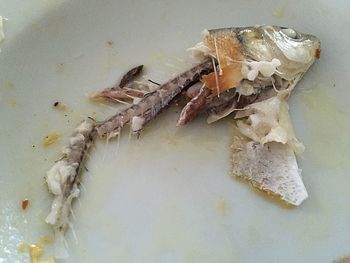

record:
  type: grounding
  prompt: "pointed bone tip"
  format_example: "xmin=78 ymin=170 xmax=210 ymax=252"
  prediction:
xmin=176 ymin=118 xmax=187 ymax=126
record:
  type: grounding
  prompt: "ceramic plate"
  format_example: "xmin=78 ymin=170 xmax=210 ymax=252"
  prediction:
xmin=1 ymin=0 xmax=350 ymax=262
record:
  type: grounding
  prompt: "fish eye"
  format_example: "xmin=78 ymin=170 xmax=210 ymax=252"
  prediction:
xmin=281 ymin=28 xmax=298 ymax=39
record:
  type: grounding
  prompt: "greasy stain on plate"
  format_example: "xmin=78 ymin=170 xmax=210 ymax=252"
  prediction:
xmin=2 ymin=81 xmax=15 ymax=89
xmin=216 ymin=198 xmax=227 ymax=215
xmin=272 ymin=4 xmax=285 ymax=18
xmin=43 ymin=133 xmax=60 ymax=146
xmin=18 ymin=242 xmax=56 ymax=263
xmin=300 ymin=86 xmax=350 ymax=168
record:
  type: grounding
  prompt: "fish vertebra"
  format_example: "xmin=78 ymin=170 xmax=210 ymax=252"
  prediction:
xmin=95 ymin=59 xmax=214 ymax=137
xmin=46 ymin=121 xmax=95 ymax=232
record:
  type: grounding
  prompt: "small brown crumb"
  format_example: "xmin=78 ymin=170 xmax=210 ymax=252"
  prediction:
xmin=22 ymin=199 xmax=29 ymax=210
xmin=52 ymin=101 xmax=66 ymax=111
xmin=106 ymin=41 xmax=114 ymax=47
xmin=315 ymin=48 xmax=321 ymax=59
xmin=32 ymin=145 xmax=35 ymax=148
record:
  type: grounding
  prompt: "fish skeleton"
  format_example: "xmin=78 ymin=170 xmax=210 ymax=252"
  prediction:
xmin=45 ymin=25 xmax=320 ymax=239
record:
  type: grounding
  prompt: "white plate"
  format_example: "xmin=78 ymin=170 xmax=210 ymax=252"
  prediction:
xmin=1 ymin=0 xmax=350 ymax=262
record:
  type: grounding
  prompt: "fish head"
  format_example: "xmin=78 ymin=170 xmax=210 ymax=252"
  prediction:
xmin=202 ymin=25 xmax=320 ymax=81
xmin=236 ymin=25 xmax=320 ymax=62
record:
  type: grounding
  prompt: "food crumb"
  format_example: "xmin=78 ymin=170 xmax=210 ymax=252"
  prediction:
xmin=22 ymin=199 xmax=30 ymax=210
xmin=106 ymin=40 xmax=114 ymax=47
xmin=43 ymin=133 xmax=60 ymax=146
xmin=52 ymin=101 xmax=67 ymax=111
xmin=56 ymin=63 xmax=64 ymax=73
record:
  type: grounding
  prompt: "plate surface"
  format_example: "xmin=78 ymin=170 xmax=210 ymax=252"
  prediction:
xmin=1 ymin=0 xmax=350 ymax=262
